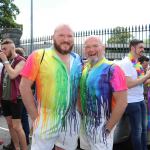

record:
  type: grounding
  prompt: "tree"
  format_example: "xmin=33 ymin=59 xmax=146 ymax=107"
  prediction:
xmin=107 ymin=26 xmax=133 ymax=44
xmin=144 ymin=39 xmax=150 ymax=44
xmin=0 ymin=0 xmax=22 ymax=29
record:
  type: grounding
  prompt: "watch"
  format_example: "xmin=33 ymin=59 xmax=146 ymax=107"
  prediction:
xmin=3 ymin=60 xmax=9 ymax=64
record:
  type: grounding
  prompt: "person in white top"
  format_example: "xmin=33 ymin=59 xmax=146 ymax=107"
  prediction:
xmin=0 ymin=44 xmax=3 ymax=115
xmin=120 ymin=39 xmax=150 ymax=150
xmin=0 ymin=62 xmax=3 ymax=115
xmin=0 ymin=62 xmax=3 ymax=73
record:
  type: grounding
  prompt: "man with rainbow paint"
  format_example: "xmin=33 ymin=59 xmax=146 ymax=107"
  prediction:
xmin=120 ymin=39 xmax=150 ymax=150
xmin=19 ymin=24 xmax=82 ymax=150
xmin=79 ymin=36 xmax=128 ymax=150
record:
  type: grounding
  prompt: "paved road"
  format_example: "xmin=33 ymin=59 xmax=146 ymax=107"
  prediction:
xmin=0 ymin=115 xmax=31 ymax=150
xmin=0 ymin=115 xmax=10 ymax=150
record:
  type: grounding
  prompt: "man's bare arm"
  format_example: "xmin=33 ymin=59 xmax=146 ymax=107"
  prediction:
xmin=106 ymin=90 xmax=127 ymax=132
xmin=126 ymin=70 xmax=150 ymax=88
xmin=19 ymin=77 xmax=38 ymax=121
xmin=4 ymin=60 xmax=25 ymax=79
xmin=145 ymin=78 xmax=150 ymax=84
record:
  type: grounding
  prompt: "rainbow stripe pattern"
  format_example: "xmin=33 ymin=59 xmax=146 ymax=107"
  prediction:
xmin=21 ymin=48 xmax=82 ymax=138
xmin=80 ymin=58 xmax=127 ymax=141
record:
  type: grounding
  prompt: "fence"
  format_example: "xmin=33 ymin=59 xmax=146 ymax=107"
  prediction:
xmin=20 ymin=24 xmax=150 ymax=60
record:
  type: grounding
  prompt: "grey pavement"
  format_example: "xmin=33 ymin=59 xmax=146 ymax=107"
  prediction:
xmin=0 ymin=115 xmax=31 ymax=150
xmin=0 ymin=115 xmax=11 ymax=150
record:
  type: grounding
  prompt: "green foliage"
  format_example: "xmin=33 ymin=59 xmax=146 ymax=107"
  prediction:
xmin=0 ymin=0 xmax=22 ymax=29
xmin=107 ymin=26 xmax=133 ymax=44
xmin=144 ymin=38 xmax=150 ymax=44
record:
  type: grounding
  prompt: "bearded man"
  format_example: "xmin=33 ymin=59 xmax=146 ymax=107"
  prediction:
xmin=19 ymin=24 xmax=82 ymax=150
xmin=0 ymin=39 xmax=27 ymax=150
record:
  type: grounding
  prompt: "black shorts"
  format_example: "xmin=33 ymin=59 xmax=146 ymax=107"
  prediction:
xmin=1 ymin=99 xmax=23 ymax=119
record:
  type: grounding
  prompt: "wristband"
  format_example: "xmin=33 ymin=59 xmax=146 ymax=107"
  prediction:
xmin=3 ymin=61 xmax=9 ymax=64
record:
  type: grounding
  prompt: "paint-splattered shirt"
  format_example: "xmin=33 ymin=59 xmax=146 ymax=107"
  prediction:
xmin=21 ymin=47 xmax=82 ymax=137
xmin=80 ymin=57 xmax=127 ymax=140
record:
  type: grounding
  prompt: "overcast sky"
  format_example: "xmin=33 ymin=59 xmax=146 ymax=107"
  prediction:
xmin=14 ymin=0 xmax=150 ymax=39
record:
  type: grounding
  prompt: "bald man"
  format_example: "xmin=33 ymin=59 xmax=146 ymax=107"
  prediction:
xmin=79 ymin=36 xmax=128 ymax=150
xmin=19 ymin=24 xmax=82 ymax=150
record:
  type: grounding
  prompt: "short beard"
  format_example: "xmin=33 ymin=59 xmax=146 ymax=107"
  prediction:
xmin=88 ymin=57 xmax=99 ymax=65
xmin=54 ymin=41 xmax=73 ymax=55
xmin=7 ymin=53 xmax=12 ymax=59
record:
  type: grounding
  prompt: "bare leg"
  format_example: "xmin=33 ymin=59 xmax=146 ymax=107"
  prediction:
xmin=12 ymin=119 xmax=27 ymax=150
xmin=5 ymin=116 xmax=20 ymax=150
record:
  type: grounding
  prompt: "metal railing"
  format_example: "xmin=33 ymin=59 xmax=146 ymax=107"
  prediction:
xmin=17 ymin=24 xmax=150 ymax=59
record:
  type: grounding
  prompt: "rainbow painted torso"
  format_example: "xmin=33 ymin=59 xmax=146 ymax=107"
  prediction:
xmin=80 ymin=58 xmax=127 ymax=132
xmin=21 ymin=48 xmax=82 ymax=137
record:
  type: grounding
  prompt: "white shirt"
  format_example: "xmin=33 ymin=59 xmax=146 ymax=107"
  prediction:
xmin=120 ymin=57 xmax=144 ymax=103
xmin=0 ymin=62 xmax=3 ymax=74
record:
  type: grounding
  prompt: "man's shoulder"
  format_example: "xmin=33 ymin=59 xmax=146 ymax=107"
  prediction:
xmin=121 ymin=56 xmax=130 ymax=63
xmin=33 ymin=48 xmax=52 ymax=54
xmin=31 ymin=48 xmax=53 ymax=61
xmin=119 ymin=57 xmax=134 ymax=75
xmin=17 ymin=55 xmax=26 ymax=61
xmin=120 ymin=57 xmax=131 ymax=67
xmin=13 ymin=55 xmax=26 ymax=66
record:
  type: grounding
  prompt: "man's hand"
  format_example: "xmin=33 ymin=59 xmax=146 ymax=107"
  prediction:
xmin=146 ymin=69 xmax=150 ymax=78
xmin=0 ymin=51 xmax=8 ymax=62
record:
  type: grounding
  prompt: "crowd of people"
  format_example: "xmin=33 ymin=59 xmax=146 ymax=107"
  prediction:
xmin=0 ymin=24 xmax=150 ymax=150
